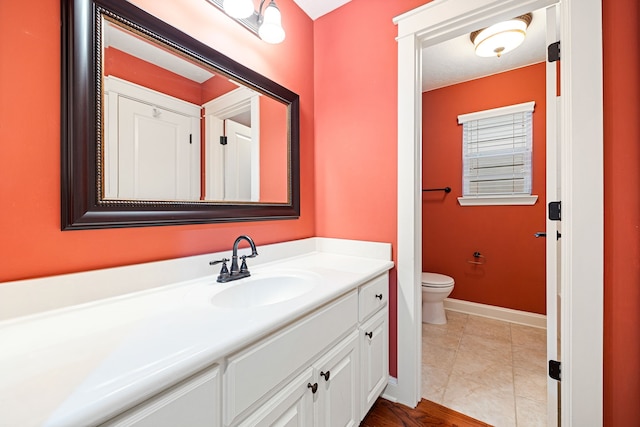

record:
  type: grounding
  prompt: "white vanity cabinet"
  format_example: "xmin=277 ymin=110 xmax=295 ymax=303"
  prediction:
xmin=358 ymin=274 xmax=387 ymax=322
xmin=100 ymin=364 xmax=221 ymax=427
xmin=359 ymin=308 xmax=388 ymax=418
xmin=224 ymin=291 xmax=359 ymax=426
xmin=312 ymin=330 xmax=360 ymax=426
xmin=241 ymin=330 xmax=361 ymax=427
xmin=101 ymin=273 xmax=389 ymax=427
xmin=357 ymin=274 xmax=389 ymax=419
xmin=227 ymin=273 xmax=389 ymax=427
xmin=236 ymin=368 xmax=315 ymax=427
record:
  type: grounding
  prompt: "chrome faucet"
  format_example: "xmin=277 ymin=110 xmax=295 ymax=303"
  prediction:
xmin=210 ymin=235 xmax=258 ymax=283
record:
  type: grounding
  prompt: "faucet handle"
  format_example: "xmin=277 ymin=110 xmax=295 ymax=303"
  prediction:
xmin=210 ymin=258 xmax=230 ymax=282
xmin=239 ymin=256 xmax=249 ymax=274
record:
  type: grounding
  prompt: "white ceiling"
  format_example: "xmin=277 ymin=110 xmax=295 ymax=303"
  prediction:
xmin=292 ymin=0 xmax=351 ymax=20
xmin=421 ymin=8 xmax=547 ymax=92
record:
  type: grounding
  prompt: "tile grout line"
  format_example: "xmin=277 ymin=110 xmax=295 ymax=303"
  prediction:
xmin=509 ymin=322 xmax=520 ymax=426
xmin=441 ymin=312 xmax=468 ymax=403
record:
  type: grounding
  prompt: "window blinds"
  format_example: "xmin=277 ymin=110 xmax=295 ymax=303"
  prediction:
xmin=458 ymin=102 xmax=534 ymax=197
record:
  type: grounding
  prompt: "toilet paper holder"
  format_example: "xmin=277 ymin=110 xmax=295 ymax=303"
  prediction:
xmin=468 ymin=251 xmax=486 ymax=265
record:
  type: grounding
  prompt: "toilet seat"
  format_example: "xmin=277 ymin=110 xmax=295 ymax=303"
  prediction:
xmin=421 ymin=272 xmax=454 ymax=288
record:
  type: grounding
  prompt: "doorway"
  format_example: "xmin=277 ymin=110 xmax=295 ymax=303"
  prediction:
xmin=204 ymin=86 xmax=260 ymax=201
xmin=393 ymin=1 xmax=604 ymax=425
xmin=419 ymin=11 xmax=551 ymax=423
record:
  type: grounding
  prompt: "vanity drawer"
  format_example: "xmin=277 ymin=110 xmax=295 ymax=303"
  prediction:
xmin=101 ymin=364 xmax=221 ymax=427
xmin=358 ymin=274 xmax=388 ymax=322
xmin=223 ymin=290 xmax=358 ymax=425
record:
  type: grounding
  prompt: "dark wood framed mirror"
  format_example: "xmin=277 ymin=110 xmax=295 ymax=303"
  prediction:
xmin=61 ymin=0 xmax=300 ymax=230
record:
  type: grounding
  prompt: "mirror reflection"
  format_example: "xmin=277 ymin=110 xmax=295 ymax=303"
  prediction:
xmin=102 ymin=18 xmax=289 ymax=203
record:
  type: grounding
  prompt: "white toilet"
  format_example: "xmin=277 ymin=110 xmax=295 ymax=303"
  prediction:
xmin=421 ymin=272 xmax=455 ymax=324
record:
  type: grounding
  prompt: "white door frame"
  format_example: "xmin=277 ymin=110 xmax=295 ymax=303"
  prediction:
xmin=204 ymin=87 xmax=260 ymax=201
xmin=392 ymin=1 xmax=603 ymax=425
xmin=544 ymin=5 xmax=561 ymax=425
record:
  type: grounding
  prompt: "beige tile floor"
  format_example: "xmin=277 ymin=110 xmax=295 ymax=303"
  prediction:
xmin=421 ymin=310 xmax=547 ymax=427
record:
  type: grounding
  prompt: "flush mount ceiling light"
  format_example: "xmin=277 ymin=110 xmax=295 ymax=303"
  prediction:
xmin=210 ymin=0 xmax=286 ymax=44
xmin=470 ymin=13 xmax=532 ymax=58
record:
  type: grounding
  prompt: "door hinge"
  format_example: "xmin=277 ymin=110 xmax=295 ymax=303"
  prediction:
xmin=549 ymin=360 xmax=561 ymax=381
xmin=548 ymin=41 xmax=560 ymax=62
xmin=549 ymin=201 xmax=561 ymax=221
xmin=220 ymin=136 xmax=228 ymax=145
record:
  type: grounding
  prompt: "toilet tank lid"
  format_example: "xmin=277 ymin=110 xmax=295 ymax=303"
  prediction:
xmin=421 ymin=272 xmax=454 ymax=286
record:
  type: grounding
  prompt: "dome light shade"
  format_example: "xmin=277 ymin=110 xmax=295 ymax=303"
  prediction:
xmin=223 ymin=0 xmax=254 ymax=19
xmin=471 ymin=14 xmax=532 ymax=58
xmin=258 ymin=0 xmax=285 ymax=44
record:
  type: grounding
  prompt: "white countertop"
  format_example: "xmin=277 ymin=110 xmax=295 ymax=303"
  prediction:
xmin=0 ymin=245 xmax=393 ymax=426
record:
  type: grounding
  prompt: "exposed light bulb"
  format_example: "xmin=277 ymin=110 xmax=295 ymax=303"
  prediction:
xmin=223 ymin=0 xmax=254 ymax=19
xmin=258 ymin=1 xmax=285 ymax=44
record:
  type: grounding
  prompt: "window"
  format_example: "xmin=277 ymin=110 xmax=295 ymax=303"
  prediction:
xmin=457 ymin=101 xmax=537 ymax=206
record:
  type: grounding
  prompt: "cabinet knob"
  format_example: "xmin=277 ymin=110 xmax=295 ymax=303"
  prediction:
xmin=307 ymin=382 xmax=318 ymax=394
xmin=375 ymin=293 xmax=383 ymax=300
xmin=365 ymin=331 xmax=373 ymax=339
xmin=320 ymin=371 xmax=330 ymax=381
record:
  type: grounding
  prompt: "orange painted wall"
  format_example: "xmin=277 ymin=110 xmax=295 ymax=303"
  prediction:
xmin=201 ymin=75 xmax=238 ymax=104
xmin=0 ymin=0 xmax=315 ymax=283
xmin=313 ymin=0 xmax=427 ymax=377
xmin=422 ymin=63 xmax=547 ymax=314
xmin=602 ymin=0 xmax=640 ymax=424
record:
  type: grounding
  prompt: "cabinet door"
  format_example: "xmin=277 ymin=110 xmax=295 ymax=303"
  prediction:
xmin=360 ymin=308 xmax=388 ymax=419
xmin=313 ymin=331 xmax=360 ymax=427
xmin=101 ymin=364 xmax=220 ymax=427
xmin=237 ymin=369 xmax=314 ymax=427
xmin=224 ymin=292 xmax=357 ymax=425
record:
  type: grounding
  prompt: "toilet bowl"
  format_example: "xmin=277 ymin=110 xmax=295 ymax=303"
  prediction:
xmin=421 ymin=272 xmax=455 ymax=324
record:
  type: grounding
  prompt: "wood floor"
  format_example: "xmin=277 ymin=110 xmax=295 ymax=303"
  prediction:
xmin=361 ymin=398 xmax=492 ymax=427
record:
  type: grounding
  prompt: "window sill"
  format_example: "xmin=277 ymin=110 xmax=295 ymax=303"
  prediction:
xmin=457 ymin=195 xmax=538 ymax=206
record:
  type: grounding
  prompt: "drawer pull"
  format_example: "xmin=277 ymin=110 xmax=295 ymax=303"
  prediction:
xmin=308 ymin=382 xmax=318 ymax=394
xmin=320 ymin=371 xmax=330 ymax=381
xmin=365 ymin=331 xmax=373 ymax=339
xmin=375 ymin=293 xmax=383 ymax=300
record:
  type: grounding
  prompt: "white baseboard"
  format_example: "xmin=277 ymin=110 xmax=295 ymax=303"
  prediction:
xmin=444 ymin=298 xmax=546 ymax=329
xmin=380 ymin=376 xmax=398 ymax=402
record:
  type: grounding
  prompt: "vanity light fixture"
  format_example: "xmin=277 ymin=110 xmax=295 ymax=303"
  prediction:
xmin=470 ymin=13 xmax=532 ymax=58
xmin=257 ymin=0 xmax=285 ymax=44
xmin=210 ymin=0 xmax=286 ymax=44
xmin=222 ymin=0 xmax=254 ymax=19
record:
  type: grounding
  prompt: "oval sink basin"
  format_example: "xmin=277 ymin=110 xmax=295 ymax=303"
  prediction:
xmin=211 ymin=272 xmax=320 ymax=309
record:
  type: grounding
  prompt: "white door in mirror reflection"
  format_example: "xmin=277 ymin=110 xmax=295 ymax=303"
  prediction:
xmin=116 ymin=98 xmax=199 ymax=200
xmin=224 ymin=120 xmax=253 ymax=201
xmin=104 ymin=76 xmax=201 ymax=201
